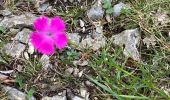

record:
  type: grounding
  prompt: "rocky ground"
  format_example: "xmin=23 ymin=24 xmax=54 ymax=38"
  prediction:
xmin=0 ymin=0 xmax=170 ymax=100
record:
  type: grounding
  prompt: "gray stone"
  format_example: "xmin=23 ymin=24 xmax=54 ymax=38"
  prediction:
xmin=40 ymin=55 xmax=51 ymax=69
xmin=1 ymin=86 xmax=36 ymax=100
xmin=73 ymin=68 xmax=79 ymax=77
xmin=28 ymin=42 xmax=34 ymax=54
xmin=2 ymin=41 xmax=26 ymax=58
xmin=14 ymin=28 xmax=31 ymax=44
xmin=65 ymin=67 xmax=74 ymax=75
xmin=113 ymin=2 xmax=125 ymax=17
xmin=79 ymin=19 xmax=85 ymax=27
xmin=112 ymin=28 xmax=140 ymax=61
xmin=87 ymin=5 xmax=104 ymax=22
xmin=24 ymin=52 xmax=29 ymax=60
xmin=80 ymin=87 xmax=90 ymax=100
xmin=38 ymin=2 xmax=49 ymax=12
xmin=0 ymin=9 xmax=12 ymax=16
xmin=0 ymin=13 xmax=37 ymax=28
xmin=72 ymin=96 xmax=84 ymax=100
xmin=80 ymin=34 xmax=106 ymax=51
xmin=68 ymin=33 xmax=81 ymax=48
xmin=42 ymin=96 xmax=66 ymax=100
xmin=9 ymin=28 xmax=19 ymax=35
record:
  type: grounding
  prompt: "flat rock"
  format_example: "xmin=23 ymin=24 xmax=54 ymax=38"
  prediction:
xmin=112 ymin=28 xmax=140 ymax=61
xmin=14 ymin=28 xmax=32 ymax=44
xmin=80 ymin=34 xmax=106 ymax=51
xmin=87 ymin=4 xmax=104 ymax=22
xmin=1 ymin=86 xmax=36 ymax=100
xmin=2 ymin=41 xmax=26 ymax=58
xmin=0 ymin=9 xmax=12 ymax=16
xmin=0 ymin=13 xmax=37 ymax=28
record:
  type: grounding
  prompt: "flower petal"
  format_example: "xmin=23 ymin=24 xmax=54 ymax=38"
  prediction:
xmin=34 ymin=16 xmax=49 ymax=32
xmin=30 ymin=32 xmax=55 ymax=55
xmin=54 ymin=32 xmax=68 ymax=50
xmin=50 ymin=17 xmax=65 ymax=32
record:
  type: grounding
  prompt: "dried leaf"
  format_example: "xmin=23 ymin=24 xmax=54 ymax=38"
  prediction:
xmin=143 ymin=35 xmax=156 ymax=48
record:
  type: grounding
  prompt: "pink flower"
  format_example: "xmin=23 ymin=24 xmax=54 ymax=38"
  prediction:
xmin=30 ymin=16 xmax=68 ymax=55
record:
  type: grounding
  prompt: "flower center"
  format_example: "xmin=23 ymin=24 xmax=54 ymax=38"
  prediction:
xmin=47 ymin=32 xmax=53 ymax=37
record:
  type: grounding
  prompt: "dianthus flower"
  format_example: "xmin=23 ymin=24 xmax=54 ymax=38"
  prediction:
xmin=30 ymin=16 xmax=67 ymax=55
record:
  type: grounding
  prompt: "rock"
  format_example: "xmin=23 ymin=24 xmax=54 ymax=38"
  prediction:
xmin=77 ymin=0 xmax=81 ymax=3
xmin=106 ymin=14 xmax=112 ymax=23
xmin=113 ymin=2 xmax=125 ymax=17
xmin=68 ymin=33 xmax=81 ymax=47
xmin=28 ymin=42 xmax=34 ymax=54
xmin=66 ymin=88 xmax=89 ymax=100
xmin=42 ymin=95 xmax=67 ymax=100
xmin=24 ymin=52 xmax=29 ymax=60
xmin=93 ymin=21 xmax=103 ymax=34
xmin=87 ymin=1 xmax=104 ymax=34
xmin=73 ymin=60 xmax=88 ymax=66
xmin=2 ymin=41 xmax=26 ymax=58
xmin=17 ymin=65 xmax=23 ymax=72
xmin=78 ymin=70 xmax=84 ymax=77
xmin=14 ymin=28 xmax=31 ymax=44
xmin=73 ymin=68 xmax=79 ymax=77
xmin=72 ymin=96 xmax=84 ymax=100
xmin=38 ymin=2 xmax=49 ymax=12
xmin=112 ymin=28 xmax=140 ymax=61
xmin=65 ymin=67 xmax=74 ymax=75
xmin=87 ymin=4 xmax=104 ymax=22
xmin=0 ymin=13 xmax=37 ymax=29
xmin=0 ymin=9 xmax=12 ymax=16
xmin=1 ymin=86 xmax=36 ymax=100
xmin=0 ymin=70 xmax=13 ymax=74
xmin=0 ymin=73 xmax=8 ymax=80
xmin=80 ymin=34 xmax=106 ymax=51
xmin=9 ymin=28 xmax=19 ymax=35
xmin=79 ymin=19 xmax=85 ymax=27
xmin=40 ymin=55 xmax=50 ymax=69
xmin=85 ymin=81 xmax=94 ymax=87
xmin=80 ymin=87 xmax=88 ymax=98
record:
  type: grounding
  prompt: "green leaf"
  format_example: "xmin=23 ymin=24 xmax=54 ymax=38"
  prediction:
xmin=103 ymin=0 xmax=112 ymax=9
xmin=26 ymin=88 xmax=35 ymax=99
xmin=86 ymin=75 xmax=150 ymax=99
xmin=16 ymin=76 xmax=25 ymax=89
xmin=106 ymin=7 xmax=114 ymax=14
